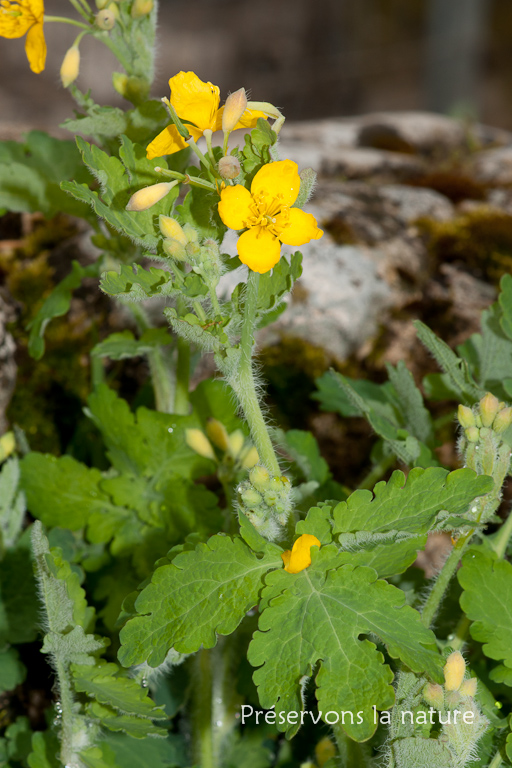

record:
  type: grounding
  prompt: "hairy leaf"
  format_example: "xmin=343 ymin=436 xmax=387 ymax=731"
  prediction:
xmin=91 ymin=328 xmax=172 ymax=361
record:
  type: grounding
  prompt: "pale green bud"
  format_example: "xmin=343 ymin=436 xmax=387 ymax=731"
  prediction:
xmin=218 ymin=156 xmax=241 ymax=180
xmin=479 ymin=427 xmax=492 ymax=439
xmin=206 ymin=419 xmax=230 ymax=452
xmin=242 ymin=489 xmax=263 ymax=507
xmin=465 ymin=426 xmax=480 ymax=443
xmin=444 ymin=651 xmax=466 ymax=691
xmin=250 ymin=465 xmax=270 ymax=492
xmin=459 ymin=678 xmax=477 ymax=698
xmin=445 ymin=690 xmax=461 ymax=709
xmin=112 ymin=73 xmax=150 ymax=104
xmin=162 ymin=238 xmax=187 ymax=261
xmin=60 ymin=45 xmax=80 ymax=88
xmin=493 ymin=406 xmax=512 ymax=433
xmin=479 ymin=392 xmax=501 ymax=428
xmin=126 ymin=181 xmax=178 ymax=212
xmin=183 ymin=224 xmax=199 ymax=243
xmin=95 ymin=8 xmax=116 ymax=28
xmin=0 ymin=432 xmax=15 ymax=462
xmin=264 ymin=490 xmax=279 ymax=506
xmin=131 ymin=0 xmax=153 ymax=18
xmin=95 ymin=0 xmax=108 ymax=8
xmin=422 ymin=682 xmax=444 ymax=709
xmin=228 ymin=429 xmax=245 ymax=459
xmin=457 ymin=405 xmax=475 ymax=429
xmin=185 ymin=429 xmax=216 ymax=461
xmin=240 ymin=445 xmax=259 ymax=469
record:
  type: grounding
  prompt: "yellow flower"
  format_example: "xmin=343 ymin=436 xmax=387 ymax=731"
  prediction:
xmin=218 ymin=160 xmax=323 ymax=273
xmin=146 ymin=71 xmax=267 ymax=159
xmin=281 ymin=534 xmax=321 ymax=574
xmin=0 ymin=0 xmax=46 ymax=73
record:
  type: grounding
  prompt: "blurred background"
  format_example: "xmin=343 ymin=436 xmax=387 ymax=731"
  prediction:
xmin=2 ymin=0 xmax=512 ymax=131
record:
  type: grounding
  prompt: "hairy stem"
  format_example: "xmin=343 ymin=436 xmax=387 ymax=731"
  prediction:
xmin=333 ymin=725 xmax=373 ymax=768
xmin=44 ymin=15 xmax=90 ymax=29
xmin=232 ymin=271 xmax=280 ymax=476
xmin=192 ymin=650 xmax=215 ymax=768
xmin=358 ymin=452 xmax=395 ymax=490
xmin=492 ymin=508 xmax=512 ymax=559
xmin=129 ymin=304 xmax=175 ymax=413
xmin=55 ymin=659 xmax=77 ymax=766
xmin=173 ymin=296 xmax=190 ymax=415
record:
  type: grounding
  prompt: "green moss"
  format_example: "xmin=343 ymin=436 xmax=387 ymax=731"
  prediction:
xmin=417 ymin=205 xmax=512 ymax=284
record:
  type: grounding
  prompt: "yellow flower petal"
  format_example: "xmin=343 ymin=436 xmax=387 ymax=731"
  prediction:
xmin=146 ymin=124 xmax=188 ymax=159
xmin=281 ymin=550 xmax=292 ymax=569
xmin=218 ymin=185 xmax=253 ymax=230
xmin=278 ymin=208 xmax=323 ymax=247
xmin=237 ymin=227 xmax=281 ymax=274
xmin=251 ymin=160 xmax=300 ymax=208
xmin=214 ymin=106 xmax=269 ymax=132
xmin=284 ymin=534 xmax=321 ymax=574
xmin=24 ymin=17 xmax=45 ymax=73
xmin=169 ymin=71 xmax=220 ymax=133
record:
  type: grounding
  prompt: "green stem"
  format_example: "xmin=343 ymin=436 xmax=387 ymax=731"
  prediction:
xmin=43 ymin=15 xmax=90 ymax=30
xmin=66 ymin=0 xmax=92 ymax=21
xmin=209 ymin=287 xmax=222 ymax=316
xmin=94 ymin=32 xmax=132 ymax=72
xmin=492 ymin=509 xmax=512 ymax=559
xmin=55 ymin=660 xmax=77 ymax=767
xmin=185 ymin=174 xmax=217 ymax=192
xmin=333 ymin=725 xmax=372 ymax=768
xmin=192 ymin=650 xmax=215 ymax=768
xmin=231 ymin=271 xmax=280 ymax=476
xmin=358 ymin=452 xmax=395 ymax=490
xmin=174 ymin=296 xmax=190 ymax=415
xmin=488 ymin=748 xmax=504 ymax=768
xmin=129 ymin=304 xmax=175 ymax=413
xmin=203 ymin=129 xmax=218 ymax=169
xmin=449 ymin=614 xmax=471 ymax=652
xmin=421 ymin=534 xmax=473 ymax=629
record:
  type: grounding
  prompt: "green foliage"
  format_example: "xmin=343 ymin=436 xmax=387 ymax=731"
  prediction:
xmin=91 ymin=328 xmax=172 ymax=361
xmin=459 ymin=548 xmax=512 ymax=684
xmin=0 ymin=131 xmax=93 ymax=219
xmin=100 ymin=263 xmax=207 ymax=302
xmin=62 ymin=136 xmax=179 ymax=250
xmin=249 ymin=547 xmax=441 ymax=741
xmin=0 ymin=457 xmax=25 ymax=552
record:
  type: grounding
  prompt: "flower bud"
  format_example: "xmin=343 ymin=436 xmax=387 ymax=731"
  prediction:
xmin=479 ymin=393 xmax=501 ymax=428
xmin=222 ymin=88 xmax=248 ymax=133
xmin=457 ymin=405 xmax=475 ymax=430
xmin=240 ymin=445 xmax=259 ymax=469
xmin=183 ymin=223 xmax=199 ymax=243
xmin=112 ymin=73 xmax=150 ymax=104
xmin=445 ymin=690 xmax=461 ymax=709
xmin=444 ymin=651 xmax=466 ymax=691
xmin=60 ymin=45 xmax=80 ymax=88
xmin=249 ymin=465 xmax=270 ymax=492
xmin=95 ymin=8 xmax=116 ymax=29
xmin=241 ymin=489 xmax=263 ymax=507
xmin=315 ymin=737 xmax=336 ymax=768
xmin=159 ymin=215 xmax=187 ymax=244
xmin=0 ymin=431 xmax=15 ymax=462
xmin=107 ymin=2 xmax=120 ymax=17
xmin=185 ymin=429 xmax=216 ymax=461
xmin=459 ymin=678 xmax=477 ymax=698
xmin=465 ymin=426 xmax=480 ymax=443
xmin=493 ymin=406 xmax=512 ymax=434
xmin=423 ymin=683 xmax=444 ymax=709
xmin=126 ymin=181 xmax=178 ymax=212
xmin=162 ymin=238 xmax=186 ymax=261
xmin=95 ymin=0 xmax=108 ymax=7
xmin=218 ymin=156 xmax=241 ymax=180
xmin=228 ymin=429 xmax=245 ymax=459
xmin=206 ymin=419 xmax=230 ymax=452
xmin=131 ymin=0 xmax=153 ymax=18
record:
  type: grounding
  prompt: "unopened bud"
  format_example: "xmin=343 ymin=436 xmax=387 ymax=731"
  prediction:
xmin=95 ymin=8 xmax=116 ymax=29
xmin=241 ymin=489 xmax=263 ymax=507
xmin=480 ymin=393 xmax=501 ymax=428
xmin=493 ymin=406 xmax=512 ymax=434
xmin=459 ymin=678 xmax=477 ymax=698
xmin=162 ymin=238 xmax=186 ymax=261
xmin=183 ymin=223 xmax=199 ymax=243
xmin=95 ymin=0 xmax=108 ymax=7
xmin=445 ymin=690 xmax=461 ymax=709
xmin=112 ymin=73 xmax=150 ymax=104
xmin=185 ymin=429 xmax=216 ymax=461
xmin=423 ymin=683 xmax=444 ymax=709
xmin=444 ymin=651 xmax=466 ymax=691
xmin=240 ymin=445 xmax=259 ymax=469
xmin=206 ymin=419 xmax=230 ymax=452
xmin=0 ymin=432 xmax=15 ymax=462
xmin=222 ymin=88 xmax=248 ymax=133
xmin=218 ymin=156 xmax=241 ymax=180
xmin=228 ymin=430 xmax=245 ymax=459
xmin=315 ymin=737 xmax=336 ymax=768
xmin=159 ymin=215 xmax=187 ymax=244
xmin=126 ymin=181 xmax=178 ymax=212
xmin=458 ymin=405 xmax=475 ymax=430
xmin=107 ymin=2 xmax=120 ymax=17
xmin=465 ymin=426 xmax=480 ymax=443
xmin=60 ymin=45 xmax=80 ymax=88
xmin=131 ymin=0 xmax=153 ymax=17
xmin=249 ymin=465 xmax=270 ymax=492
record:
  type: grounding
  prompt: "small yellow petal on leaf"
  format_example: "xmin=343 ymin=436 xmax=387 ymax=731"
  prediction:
xmin=283 ymin=534 xmax=321 ymax=573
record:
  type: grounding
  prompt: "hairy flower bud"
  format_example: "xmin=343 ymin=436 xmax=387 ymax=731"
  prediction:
xmin=465 ymin=426 xmax=480 ymax=443
xmin=493 ymin=406 xmax=512 ymax=434
xmin=60 ymin=45 xmax=80 ymax=88
xmin=162 ymin=238 xmax=186 ymax=261
xmin=131 ymin=0 xmax=153 ymax=18
xmin=0 ymin=431 xmax=15 ymax=462
xmin=95 ymin=8 xmax=116 ymax=29
xmin=126 ymin=181 xmax=178 ymax=212
xmin=444 ymin=651 xmax=466 ymax=691
xmin=222 ymin=88 xmax=248 ymax=133
xmin=218 ymin=156 xmax=241 ymax=180
xmin=423 ymin=683 xmax=444 ymax=709
xmin=159 ymin=215 xmax=187 ymax=244
xmin=228 ymin=430 xmax=245 ymax=459
xmin=95 ymin=0 xmax=108 ymax=7
xmin=479 ymin=392 xmax=501 ymax=428
xmin=459 ymin=678 xmax=477 ymax=698
xmin=185 ymin=429 xmax=216 ymax=461
xmin=240 ymin=445 xmax=259 ymax=469
xmin=206 ymin=419 xmax=230 ymax=452
xmin=315 ymin=737 xmax=336 ymax=767
xmin=249 ymin=465 xmax=270 ymax=492
xmin=241 ymin=488 xmax=263 ymax=507
xmin=457 ymin=405 xmax=475 ymax=430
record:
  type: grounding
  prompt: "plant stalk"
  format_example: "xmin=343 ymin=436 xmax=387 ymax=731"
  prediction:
xmin=232 ymin=271 xmax=280 ymax=476
xmin=174 ymin=296 xmax=190 ymax=415
xmin=129 ymin=304 xmax=175 ymax=413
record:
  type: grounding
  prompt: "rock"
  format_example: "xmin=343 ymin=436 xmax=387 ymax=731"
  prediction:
xmin=0 ymin=292 xmax=17 ymax=434
xmin=471 ymin=146 xmax=512 ymax=185
xmin=356 ymin=112 xmax=467 ymax=156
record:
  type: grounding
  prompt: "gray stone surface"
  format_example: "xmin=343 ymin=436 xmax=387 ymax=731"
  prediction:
xmin=0 ymin=294 xmax=17 ymax=434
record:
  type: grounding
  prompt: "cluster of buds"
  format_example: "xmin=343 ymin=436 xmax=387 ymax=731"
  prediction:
xmin=159 ymin=216 xmax=223 ymax=291
xmin=422 ymin=652 xmax=488 ymax=761
xmin=185 ymin=420 xmax=259 ymax=478
xmin=457 ymin=393 xmax=512 ymax=477
xmin=237 ymin=465 xmax=292 ymax=540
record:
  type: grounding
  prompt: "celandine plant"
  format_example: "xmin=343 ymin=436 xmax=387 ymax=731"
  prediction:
xmin=1 ymin=3 xmax=512 ymax=768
